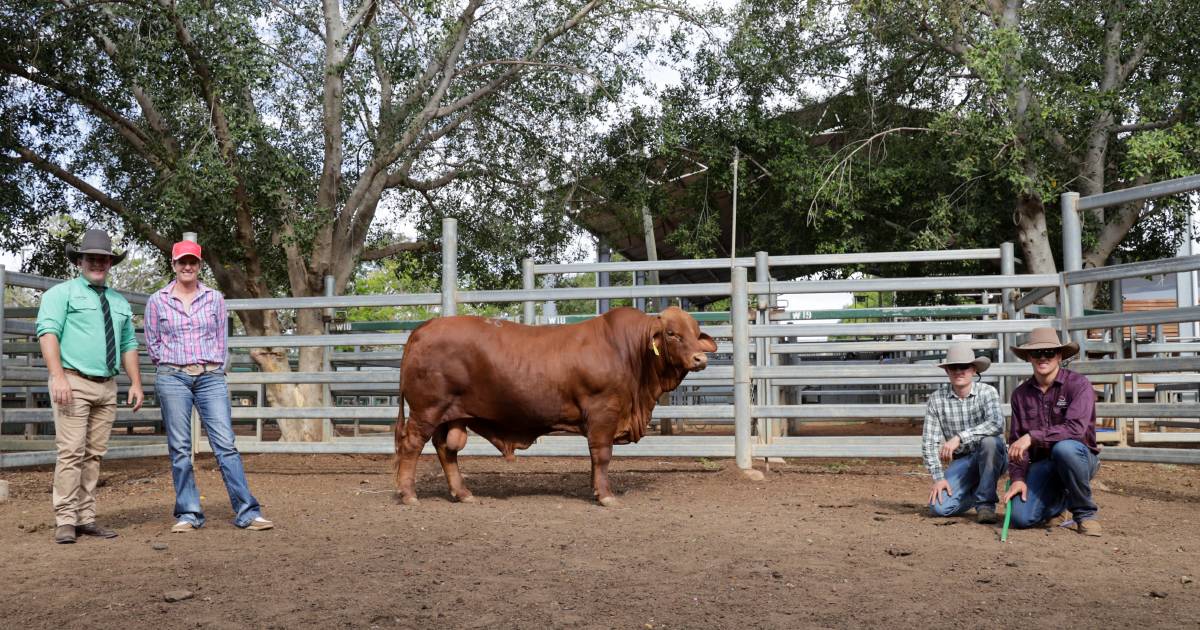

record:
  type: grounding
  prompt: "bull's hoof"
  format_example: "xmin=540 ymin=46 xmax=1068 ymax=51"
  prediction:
xmin=741 ymin=468 xmax=765 ymax=482
xmin=597 ymin=496 xmax=620 ymax=508
xmin=398 ymin=494 xmax=420 ymax=506
xmin=453 ymin=494 xmax=478 ymax=504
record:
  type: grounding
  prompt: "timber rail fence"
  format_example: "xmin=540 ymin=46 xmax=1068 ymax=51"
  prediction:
xmin=3 ymin=175 xmax=1200 ymax=469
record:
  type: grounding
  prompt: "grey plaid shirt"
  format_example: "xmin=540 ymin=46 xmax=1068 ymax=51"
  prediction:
xmin=921 ymin=382 xmax=1004 ymax=481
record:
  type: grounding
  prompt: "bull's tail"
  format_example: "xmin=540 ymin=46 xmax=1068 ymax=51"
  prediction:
xmin=392 ymin=392 xmax=406 ymax=489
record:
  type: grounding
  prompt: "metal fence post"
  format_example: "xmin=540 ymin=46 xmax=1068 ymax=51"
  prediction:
xmin=1057 ymin=272 xmax=1071 ymax=341
xmin=999 ymin=243 xmax=1015 ymax=401
xmin=732 ymin=267 xmax=753 ymax=471
xmin=1109 ymin=260 xmax=1127 ymax=444
xmin=543 ymin=275 xmax=557 ymax=322
xmin=322 ymin=275 xmax=335 ymax=442
xmin=441 ymin=218 xmax=457 ymax=317
xmin=634 ymin=271 xmax=645 ymax=312
xmin=754 ymin=252 xmax=771 ymax=441
xmin=1000 ymin=243 xmax=1015 ymax=320
xmin=0 ymin=265 xmax=6 ymax=480
xmin=522 ymin=259 xmax=535 ymax=324
xmin=597 ymin=238 xmax=611 ymax=314
xmin=1061 ymin=192 xmax=1086 ymax=352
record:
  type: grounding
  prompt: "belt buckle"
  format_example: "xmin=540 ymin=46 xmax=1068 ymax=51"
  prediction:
xmin=183 ymin=364 xmax=205 ymax=376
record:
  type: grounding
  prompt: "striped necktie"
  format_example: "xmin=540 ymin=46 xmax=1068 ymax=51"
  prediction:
xmin=89 ymin=284 xmax=118 ymax=374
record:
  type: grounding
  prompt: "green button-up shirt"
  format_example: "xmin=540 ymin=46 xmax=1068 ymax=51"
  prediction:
xmin=36 ymin=276 xmax=137 ymax=377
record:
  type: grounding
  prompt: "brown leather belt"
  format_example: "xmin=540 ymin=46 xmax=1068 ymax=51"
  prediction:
xmin=164 ymin=363 xmax=223 ymax=376
xmin=64 ymin=368 xmax=113 ymax=383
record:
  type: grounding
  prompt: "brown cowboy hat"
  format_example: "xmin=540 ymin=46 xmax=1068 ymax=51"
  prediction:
xmin=1011 ymin=327 xmax=1079 ymax=361
xmin=936 ymin=342 xmax=991 ymax=373
xmin=66 ymin=229 xmax=126 ymax=265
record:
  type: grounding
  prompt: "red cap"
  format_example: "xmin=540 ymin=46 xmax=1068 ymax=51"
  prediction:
xmin=171 ymin=240 xmax=202 ymax=262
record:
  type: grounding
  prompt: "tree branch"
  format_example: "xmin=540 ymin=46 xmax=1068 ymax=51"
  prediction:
xmin=807 ymin=127 xmax=937 ymax=221
xmin=85 ymin=1 xmax=181 ymax=159
xmin=0 ymin=62 xmax=167 ymax=170
xmin=359 ymin=240 xmax=429 ymax=261
xmin=268 ymin=0 xmax=323 ymax=38
xmin=385 ymin=166 xmax=465 ymax=191
xmin=434 ymin=0 xmax=607 ymax=120
xmin=10 ymin=143 xmax=172 ymax=252
xmin=1113 ymin=115 xmax=1182 ymax=134
xmin=155 ymin=0 xmax=236 ymax=162
xmin=345 ymin=0 xmax=376 ymax=35
xmin=343 ymin=0 xmax=377 ymax=61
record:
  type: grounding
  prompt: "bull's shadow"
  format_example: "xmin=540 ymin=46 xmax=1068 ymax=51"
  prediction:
xmin=409 ymin=468 xmax=657 ymax=503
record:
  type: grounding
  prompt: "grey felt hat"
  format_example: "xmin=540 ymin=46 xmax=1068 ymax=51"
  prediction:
xmin=936 ymin=342 xmax=991 ymax=373
xmin=66 ymin=229 xmax=126 ymax=265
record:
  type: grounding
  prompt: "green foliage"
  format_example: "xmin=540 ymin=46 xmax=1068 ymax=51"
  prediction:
xmin=1 ymin=0 xmax=691 ymax=306
xmin=106 ymin=250 xmax=173 ymax=295
xmin=582 ymin=0 xmax=1200 ymax=309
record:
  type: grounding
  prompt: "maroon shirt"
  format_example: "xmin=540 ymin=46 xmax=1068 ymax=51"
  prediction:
xmin=1008 ymin=368 xmax=1099 ymax=482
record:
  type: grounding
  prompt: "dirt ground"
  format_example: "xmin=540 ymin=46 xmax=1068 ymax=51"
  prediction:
xmin=2 ymin=453 xmax=1200 ymax=629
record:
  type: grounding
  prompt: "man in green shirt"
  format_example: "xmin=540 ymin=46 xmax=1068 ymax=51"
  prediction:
xmin=36 ymin=229 xmax=144 ymax=544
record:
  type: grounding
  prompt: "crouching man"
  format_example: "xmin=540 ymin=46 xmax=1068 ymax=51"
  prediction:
xmin=1003 ymin=328 xmax=1102 ymax=536
xmin=922 ymin=343 xmax=1007 ymax=524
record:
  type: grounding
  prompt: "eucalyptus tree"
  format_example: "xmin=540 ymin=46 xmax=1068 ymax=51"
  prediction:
xmin=855 ymin=0 xmax=1200 ymax=304
xmin=592 ymin=0 xmax=1199 ymax=307
xmin=1 ymin=0 xmax=687 ymax=439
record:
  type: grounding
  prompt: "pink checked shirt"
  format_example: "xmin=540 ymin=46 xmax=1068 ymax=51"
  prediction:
xmin=144 ymin=281 xmax=228 ymax=368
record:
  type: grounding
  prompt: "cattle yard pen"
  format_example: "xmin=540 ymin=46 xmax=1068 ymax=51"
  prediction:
xmin=3 ymin=175 xmax=1200 ymax=470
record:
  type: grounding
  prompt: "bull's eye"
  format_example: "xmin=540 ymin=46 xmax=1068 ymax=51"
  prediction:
xmin=667 ymin=330 xmax=680 ymax=340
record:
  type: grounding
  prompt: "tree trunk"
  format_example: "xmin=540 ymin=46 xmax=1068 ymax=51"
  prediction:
xmin=237 ymin=307 xmax=326 ymax=442
xmin=1014 ymin=193 xmax=1058 ymax=305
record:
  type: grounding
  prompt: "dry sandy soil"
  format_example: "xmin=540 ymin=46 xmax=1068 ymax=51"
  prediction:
xmin=2 ymin=453 xmax=1199 ymax=629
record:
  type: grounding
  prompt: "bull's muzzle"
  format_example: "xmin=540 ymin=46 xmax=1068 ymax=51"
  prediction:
xmin=690 ymin=352 xmax=708 ymax=370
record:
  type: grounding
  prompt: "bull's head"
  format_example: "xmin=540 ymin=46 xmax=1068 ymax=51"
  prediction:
xmin=654 ymin=306 xmax=718 ymax=371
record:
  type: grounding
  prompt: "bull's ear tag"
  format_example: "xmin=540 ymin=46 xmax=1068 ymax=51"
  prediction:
xmin=651 ymin=341 xmax=660 ymax=356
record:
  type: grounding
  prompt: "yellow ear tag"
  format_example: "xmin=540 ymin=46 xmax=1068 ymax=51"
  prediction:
xmin=652 ymin=341 xmax=660 ymax=356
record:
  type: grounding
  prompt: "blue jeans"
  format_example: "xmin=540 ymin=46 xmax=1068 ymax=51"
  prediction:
xmin=1009 ymin=439 xmax=1099 ymax=528
xmin=929 ymin=435 xmax=1007 ymax=516
xmin=156 ymin=366 xmax=261 ymax=528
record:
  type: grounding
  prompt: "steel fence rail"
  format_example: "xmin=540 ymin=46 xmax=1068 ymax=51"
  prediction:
xmin=225 ymin=292 xmax=442 ymax=311
xmin=1063 ymin=254 xmax=1200 ymax=286
xmin=4 ymin=270 xmax=150 ymax=304
xmin=1013 ymin=286 xmax=1057 ymax=311
xmin=1137 ymin=343 xmax=1200 ymax=353
xmin=1 ymin=444 xmax=168 ymax=468
xmin=770 ymin=340 xmax=1001 ymax=353
xmin=8 ymin=224 xmax=1200 ymax=466
xmin=1076 ymin=174 xmax=1200 ymax=211
xmin=3 ymin=320 xmax=35 ymax=335
xmin=1065 ymin=305 xmax=1200 ymax=331
xmin=761 ymin=274 xmax=1058 ymax=294
xmin=13 ymin=400 xmax=1192 ymax=424
xmin=703 ymin=319 xmax=1060 ymax=338
xmin=4 ymin=358 xmax=1193 ymax=391
xmin=226 ymin=332 xmax=409 ymax=348
xmin=532 ymin=248 xmax=1002 ymax=274
xmin=7 ymin=437 xmax=1186 ymax=464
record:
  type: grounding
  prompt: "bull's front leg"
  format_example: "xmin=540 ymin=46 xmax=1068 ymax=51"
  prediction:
xmin=588 ymin=443 xmax=617 ymax=506
xmin=585 ymin=424 xmax=618 ymax=507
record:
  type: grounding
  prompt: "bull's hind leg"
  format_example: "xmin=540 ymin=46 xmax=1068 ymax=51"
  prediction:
xmin=395 ymin=410 xmax=442 ymax=506
xmin=432 ymin=420 xmax=476 ymax=503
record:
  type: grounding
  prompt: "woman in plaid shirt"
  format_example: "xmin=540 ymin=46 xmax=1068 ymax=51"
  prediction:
xmin=146 ymin=240 xmax=273 ymax=534
xmin=921 ymin=343 xmax=1007 ymax=524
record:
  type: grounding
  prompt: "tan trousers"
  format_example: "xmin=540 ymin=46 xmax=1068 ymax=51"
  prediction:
xmin=51 ymin=373 xmax=117 ymax=527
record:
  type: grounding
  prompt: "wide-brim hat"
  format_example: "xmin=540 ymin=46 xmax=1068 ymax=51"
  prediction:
xmin=936 ymin=342 xmax=990 ymax=373
xmin=1011 ymin=327 xmax=1079 ymax=361
xmin=66 ymin=229 xmax=126 ymax=265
